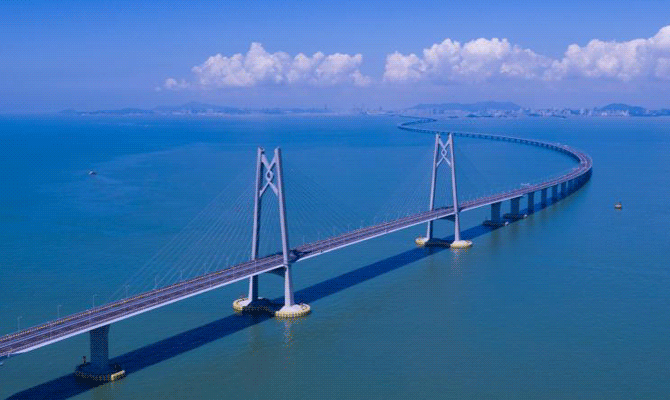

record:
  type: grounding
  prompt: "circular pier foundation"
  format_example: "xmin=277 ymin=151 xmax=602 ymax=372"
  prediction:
xmin=415 ymin=237 xmax=451 ymax=247
xmin=275 ymin=304 xmax=311 ymax=318
xmin=450 ymin=240 xmax=473 ymax=249
xmin=74 ymin=362 xmax=126 ymax=382
xmin=233 ymin=298 xmax=311 ymax=318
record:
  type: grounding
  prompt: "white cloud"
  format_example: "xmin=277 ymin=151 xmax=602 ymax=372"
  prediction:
xmin=163 ymin=78 xmax=189 ymax=90
xmin=548 ymin=25 xmax=670 ymax=81
xmin=383 ymin=37 xmax=552 ymax=83
xmin=165 ymin=43 xmax=370 ymax=90
xmin=384 ymin=25 xmax=670 ymax=83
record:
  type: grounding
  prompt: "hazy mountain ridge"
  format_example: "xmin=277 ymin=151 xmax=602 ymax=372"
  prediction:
xmin=59 ymin=102 xmax=670 ymax=117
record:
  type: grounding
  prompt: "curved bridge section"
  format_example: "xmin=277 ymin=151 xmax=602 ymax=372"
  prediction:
xmin=0 ymin=118 xmax=592 ymax=365
xmin=398 ymin=117 xmax=593 ymax=212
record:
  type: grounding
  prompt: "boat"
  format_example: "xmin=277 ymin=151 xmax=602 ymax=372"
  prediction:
xmin=614 ymin=202 xmax=622 ymax=210
xmin=88 ymin=170 xmax=97 ymax=176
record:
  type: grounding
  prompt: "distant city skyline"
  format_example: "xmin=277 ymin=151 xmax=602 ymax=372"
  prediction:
xmin=1 ymin=0 xmax=669 ymax=112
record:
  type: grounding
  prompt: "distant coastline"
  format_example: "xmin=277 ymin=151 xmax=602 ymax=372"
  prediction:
xmin=60 ymin=102 xmax=334 ymax=117
xmin=59 ymin=101 xmax=670 ymax=118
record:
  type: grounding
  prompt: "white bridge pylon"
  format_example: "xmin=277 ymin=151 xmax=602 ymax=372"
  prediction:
xmin=234 ymin=147 xmax=310 ymax=317
xmin=417 ymin=133 xmax=473 ymax=249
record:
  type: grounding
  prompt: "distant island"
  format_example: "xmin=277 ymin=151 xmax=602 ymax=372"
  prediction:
xmin=60 ymin=101 xmax=670 ymax=118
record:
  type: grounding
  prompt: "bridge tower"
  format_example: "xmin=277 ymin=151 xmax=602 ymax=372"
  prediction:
xmin=233 ymin=147 xmax=310 ymax=318
xmin=416 ymin=133 xmax=472 ymax=249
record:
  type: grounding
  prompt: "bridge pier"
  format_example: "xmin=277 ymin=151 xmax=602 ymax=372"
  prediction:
xmin=504 ymin=197 xmax=526 ymax=220
xmin=90 ymin=326 xmax=109 ymax=372
xmin=74 ymin=325 xmax=125 ymax=382
xmin=249 ymin=275 xmax=259 ymax=302
xmin=552 ymin=185 xmax=558 ymax=201
xmin=275 ymin=264 xmax=310 ymax=318
xmin=561 ymin=182 xmax=568 ymax=197
xmin=527 ymin=192 xmax=535 ymax=213
xmin=483 ymin=201 xmax=507 ymax=227
xmin=541 ymin=188 xmax=548 ymax=206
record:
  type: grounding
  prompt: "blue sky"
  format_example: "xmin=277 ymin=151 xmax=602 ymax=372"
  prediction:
xmin=1 ymin=0 xmax=669 ymax=112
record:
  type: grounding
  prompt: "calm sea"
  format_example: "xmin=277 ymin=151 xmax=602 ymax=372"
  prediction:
xmin=1 ymin=115 xmax=669 ymax=399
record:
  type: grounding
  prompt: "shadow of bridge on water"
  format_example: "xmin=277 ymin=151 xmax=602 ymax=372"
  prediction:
xmin=7 ymin=199 xmax=563 ymax=399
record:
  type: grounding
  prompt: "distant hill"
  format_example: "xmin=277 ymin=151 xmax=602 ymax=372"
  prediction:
xmin=597 ymin=103 xmax=647 ymax=116
xmin=409 ymin=101 xmax=522 ymax=112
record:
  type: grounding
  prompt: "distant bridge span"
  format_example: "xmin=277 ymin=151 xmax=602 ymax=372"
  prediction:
xmin=0 ymin=117 xmax=592 ymax=380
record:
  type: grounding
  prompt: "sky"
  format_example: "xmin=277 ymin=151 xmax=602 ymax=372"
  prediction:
xmin=1 ymin=0 xmax=669 ymax=112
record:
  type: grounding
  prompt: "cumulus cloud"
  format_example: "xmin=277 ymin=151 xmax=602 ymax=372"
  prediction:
xmin=165 ymin=43 xmax=370 ymax=89
xmin=163 ymin=78 xmax=189 ymax=90
xmin=384 ymin=37 xmax=552 ymax=83
xmin=548 ymin=25 xmax=670 ymax=81
xmin=384 ymin=25 xmax=670 ymax=83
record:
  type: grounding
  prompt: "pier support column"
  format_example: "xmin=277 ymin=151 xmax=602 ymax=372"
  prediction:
xmin=90 ymin=325 xmax=109 ymax=372
xmin=283 ymin=265 xmax=294 ymax=308
xmin=504 ymin=197 xmax=526 ymax=220
xmin=249 ymin=275 xmax=259 ymax=302
xmin=235 ymin=275 xmax=260 ymax=308
xmin=275 ymin=262 xmax=310 ymax=317
xmin=561 ymin=182 xmax=568 ymax=197
xmin=511 ymin=197 xmax=520 ymax=214
xmin=483 ymin=202 xmax=507 ymax=227
xmin=541 ymin=188 xmax=548 ymax=206
xmin=552 ymin=185 xmax=558 ymax=201
xmin=527 ymin=192 xmax=535 ymax=213
xmin=75 ymin=325 xmax=125 ymax=381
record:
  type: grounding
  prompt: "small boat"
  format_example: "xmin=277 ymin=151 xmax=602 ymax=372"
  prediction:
xmin=88 ymin=170 xmax=97 ymax=176
xmin=614 ymin=202 xmax=622 ymax=210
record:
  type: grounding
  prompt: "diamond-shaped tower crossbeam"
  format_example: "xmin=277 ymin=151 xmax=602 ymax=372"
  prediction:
xmin=418 ymin=133 xmax=472 ymax=248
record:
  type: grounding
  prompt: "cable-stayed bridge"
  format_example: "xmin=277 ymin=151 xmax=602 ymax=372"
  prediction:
xmin=0 ymin=118 xmax=592 ymax=381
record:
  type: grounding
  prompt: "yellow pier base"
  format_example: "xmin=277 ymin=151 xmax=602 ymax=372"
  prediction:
xmin=74 ymin=363 xmax=126 ymax=382
xmin=275 ymin=304 xmax=311 ymax=318
xmin=449 ymin=240 xmax=473 ymax=249
xmin=416 ymin=237 xmax=472 ymax=249
xmin=415 ymin=237 xmax=450 ymax=247
xmin=233 ymin=298 xmax=311 ymax=318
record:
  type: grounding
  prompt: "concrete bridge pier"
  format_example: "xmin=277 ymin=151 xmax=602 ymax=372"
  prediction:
xmin=483 ymin=202 xmax=508 ymax=227
xmin=90 ymin=326 xmax=109 ymax=372
xmin=74 ymin=325 xmax=125 ymax=381
xmin=504 ymin=197 xmax=526 ymax=220
xmin=275 ymin=264 xmax=310 ymax=318
xmin=561 ymin=182 xmax=568 ymax=197
xmin=527 ymin=192 xmax=535 ymax=213
xmin=552 ymin=185 xmax=558 ymax=201
xmin=541 ymin=188 xmax=548 ymax=206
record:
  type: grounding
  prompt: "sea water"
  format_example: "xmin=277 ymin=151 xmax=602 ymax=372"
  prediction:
xmin=0 ymin=115 xmax=669 ymax=399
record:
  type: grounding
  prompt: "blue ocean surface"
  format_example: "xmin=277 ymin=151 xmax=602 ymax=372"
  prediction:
xmin=0 ymin=115 xmax=669 ymax=399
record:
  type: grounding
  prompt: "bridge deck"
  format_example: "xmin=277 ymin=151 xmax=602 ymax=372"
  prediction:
xmin=0 ymin=120 xmax=592 ymax=359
